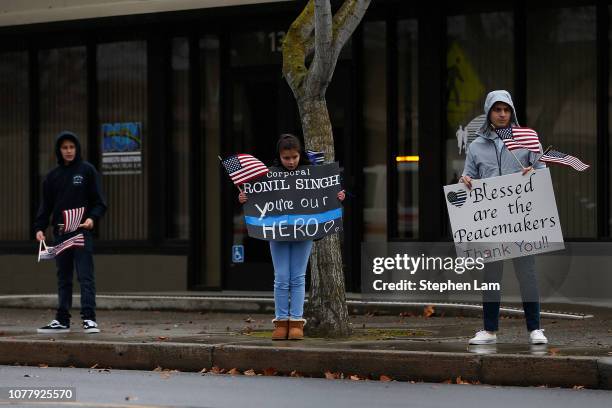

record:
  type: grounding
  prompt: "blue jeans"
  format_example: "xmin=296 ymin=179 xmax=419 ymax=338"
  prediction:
xmin=482 ymin=255 xmax=540 ymax=332
xmin=55 ymin=233 xmax=96 ymax=324
xmin=269 ymin=240 xmax=313 ymax=320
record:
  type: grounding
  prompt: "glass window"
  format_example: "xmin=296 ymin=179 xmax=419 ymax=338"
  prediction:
xmin=230 ymin=30 xmax=284 ymax=67
xmin=0 ymin=51 xmax=29 ymax=240
xmin=167 ymin=38 xmax=190 ymax=240
xmin=363 ymin=21 xmax=387 ymax=242
xmin=446 ymin=12 xmax=514 ymax=185
xmin=527 ymin=7 xmax=597 ymax=238
xmin=97 ymin=41 xmax=148 ymax=240
xmin=609 ymin=5 xmax=612 ymax=234
xmin=201 ymin=36 xmax=222 ymax=287
xmin=38 ymin=47 xmax=87 ymax=179
xmin=397 ymin=19 xmax=419 ymax=238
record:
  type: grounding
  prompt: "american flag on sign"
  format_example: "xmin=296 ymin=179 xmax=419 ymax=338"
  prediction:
xmin=62 ymin=207 xmax=85 ymax=234
xmin=495 ymin=127 xmax=541 ymax=153
xmin=539 ymin=149 xmax=590 ymax=172
xmin=306 ymin=149 xmax=325 ymax=165
xmin=221 ymin=154 xmax=269 ymax=185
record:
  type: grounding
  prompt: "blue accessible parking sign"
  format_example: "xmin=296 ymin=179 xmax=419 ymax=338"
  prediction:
xmin=232 ymin=245 xmax=244 ymax=263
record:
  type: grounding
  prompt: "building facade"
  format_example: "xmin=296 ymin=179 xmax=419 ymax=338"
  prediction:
xmin=0 ymin=0 xmax=610 ymax=296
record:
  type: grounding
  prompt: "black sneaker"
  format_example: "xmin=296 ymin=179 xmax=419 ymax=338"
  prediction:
xmin=37 ymin=320 xmax=70 ymax=334
xmin=83 ymin=319 xmax=100 ymax=334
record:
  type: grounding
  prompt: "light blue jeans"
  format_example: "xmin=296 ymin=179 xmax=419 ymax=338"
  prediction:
xmin=269 ymin=240 xmax=314 ymax=320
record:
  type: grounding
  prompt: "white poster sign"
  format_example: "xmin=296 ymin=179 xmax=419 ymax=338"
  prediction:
xmin=443 ymin=168 xmax=565 ymax=262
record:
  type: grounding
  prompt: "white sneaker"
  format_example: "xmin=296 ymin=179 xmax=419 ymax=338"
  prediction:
xmin=83 ymin=320 xmax=100 ymax=334
xmin=529 ymin=329 xmax=548 ymax=344
xmin=469 ymin=330 xmax=497 ymax=345
xmin=37 ymin=319 xmax=70 ymax=334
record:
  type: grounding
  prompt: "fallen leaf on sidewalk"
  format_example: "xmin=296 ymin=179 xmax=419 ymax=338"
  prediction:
xmin=199 ymin=368 xmax=208 ymax=374
xmin=90 ymin=363 xmax=99 ymax=369
xmin=210 ymin=366 xmax=223 ymax=374
xmin=423 ymin=305 xmax=435 ymax=318
xmin=244 ymin=369 xmax=257 ymax=376
xmin=263 ymin=367 xmax=277 ymax=376
xmin=349 ymin=374 xmax=362 ymax=381
xmin=153 ymin=366 xmax=163 ymax=372
xmin=156 ymin=336 xmax=168 ymax=341
xmin=379 ymin=375 xmax=392 ymax=382
xmin=456 ymin=376 xmax=470 ymax=385
xmin=324 ymin=371 xmax=341 ymax=380
xmin=228 ymin=368 xmax=241 ymax=375
xmin=290 ymin=371 xmax=303 ymax=378
xmin=38 ymin=364 xmax=48 ymax=368
xmin=572 ymin=385 xmax=585 ymax=390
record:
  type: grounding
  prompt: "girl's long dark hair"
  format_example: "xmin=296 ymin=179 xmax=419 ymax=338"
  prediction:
xmin=272 ymin=133 xmax=310 ymax=168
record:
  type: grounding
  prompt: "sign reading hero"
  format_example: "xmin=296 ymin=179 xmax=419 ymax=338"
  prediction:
xmin=242 ymin=163 xmax=343 ymax=241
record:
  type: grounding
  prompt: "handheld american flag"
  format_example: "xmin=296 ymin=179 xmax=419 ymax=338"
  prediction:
xmin=221 ymin=154 xmax=269 ymax=185
xmin=495 ymin=126 xmax=541 ymax=153
xmin=61 ymin=207 xmax=85 ymax=234
xmin=306 ymin=149 xmax=325 ymax=165
xmin=37 ymin=240 xmax=55 ymax=262
xmin=37 ymin=234 xmax=85 ymax=262
xmin=539 ymin=149 xmax=590 ymax=172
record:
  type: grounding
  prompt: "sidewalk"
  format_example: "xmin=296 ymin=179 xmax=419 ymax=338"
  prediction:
xmin=1 ymin=297 xmax=611 ymax=389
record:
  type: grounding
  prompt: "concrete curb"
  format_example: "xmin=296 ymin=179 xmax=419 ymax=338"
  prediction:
xmin=0 ymin=339 xmax=608 ymax=390
xmin=0 ymin=295 xmax=593 ymax=320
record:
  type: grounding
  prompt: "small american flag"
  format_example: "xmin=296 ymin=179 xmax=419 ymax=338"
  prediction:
xmin=539 ymin=149 xmax=590 ymax=172
xmin=495 ymin=127 xmax=541 ymax=153
xmin=62 ymin=207 xmax=85 ymax=234
xmin=37 ymin=240 xmax=55 ymax=262
xmin=306 ymin=149 xmax=325 ymax=165
xmin=37 ymin=234 xmax=85 ymax=262
xmin=221 ymin=154 xmax=269 ymax=185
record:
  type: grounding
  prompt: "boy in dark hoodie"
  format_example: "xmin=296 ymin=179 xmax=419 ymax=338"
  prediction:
xmin=34 ymin=131 xmax=107 ymax=334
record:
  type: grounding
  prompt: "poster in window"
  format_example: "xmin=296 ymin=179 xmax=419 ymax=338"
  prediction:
xmin=101 ymin=122 xmax=142 ymax=175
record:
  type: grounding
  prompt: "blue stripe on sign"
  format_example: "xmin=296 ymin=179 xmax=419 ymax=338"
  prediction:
xmin=245 ymin=208 xmax=343 ymax=226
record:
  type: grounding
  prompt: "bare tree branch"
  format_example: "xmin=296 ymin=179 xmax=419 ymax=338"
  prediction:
xmin=282 ymin=0 xmax=315 ymax=94
xmin=331 ymin=0 xmax=371 ymax=62
xmin=306 ymin=0 xmax=334 ymax=98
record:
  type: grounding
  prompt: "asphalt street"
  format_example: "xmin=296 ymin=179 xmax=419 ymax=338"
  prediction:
xmin=0 ymin=365 xmax=610 ymax=408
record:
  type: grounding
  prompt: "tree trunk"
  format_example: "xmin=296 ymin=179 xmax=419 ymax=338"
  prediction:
xmin=298 ymin=97 xmax=352 ymax=337
xmin=281 ymin=0 xmax=370 ymax=338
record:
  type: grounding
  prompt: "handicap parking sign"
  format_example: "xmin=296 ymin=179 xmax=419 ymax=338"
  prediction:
xmin=232 ymin=245 xmax=244 ymax=263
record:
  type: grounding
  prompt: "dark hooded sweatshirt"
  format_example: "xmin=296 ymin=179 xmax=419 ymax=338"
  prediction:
xmin=33 ymin=131 xmax=107 ymax=237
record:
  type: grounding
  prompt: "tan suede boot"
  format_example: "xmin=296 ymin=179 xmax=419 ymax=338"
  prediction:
xmin=288 ymin=319 xmax=306 ymax=340
xmin=271 ymin=319 xmax=288 ymax=340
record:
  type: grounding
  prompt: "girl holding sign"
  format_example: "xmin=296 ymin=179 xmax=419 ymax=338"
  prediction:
xmin=239 ymin=134 xmax=345 ymax=340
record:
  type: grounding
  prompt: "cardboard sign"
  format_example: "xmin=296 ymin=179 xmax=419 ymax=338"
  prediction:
xmin=443 ymin=168 xmax=565 ymax=262
xmin=242 ymin=163 xmax=343 ymax=241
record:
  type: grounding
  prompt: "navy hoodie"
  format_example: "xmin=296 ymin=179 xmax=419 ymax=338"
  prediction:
xmin=33 ymin=131 xmax=107 ymax=235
